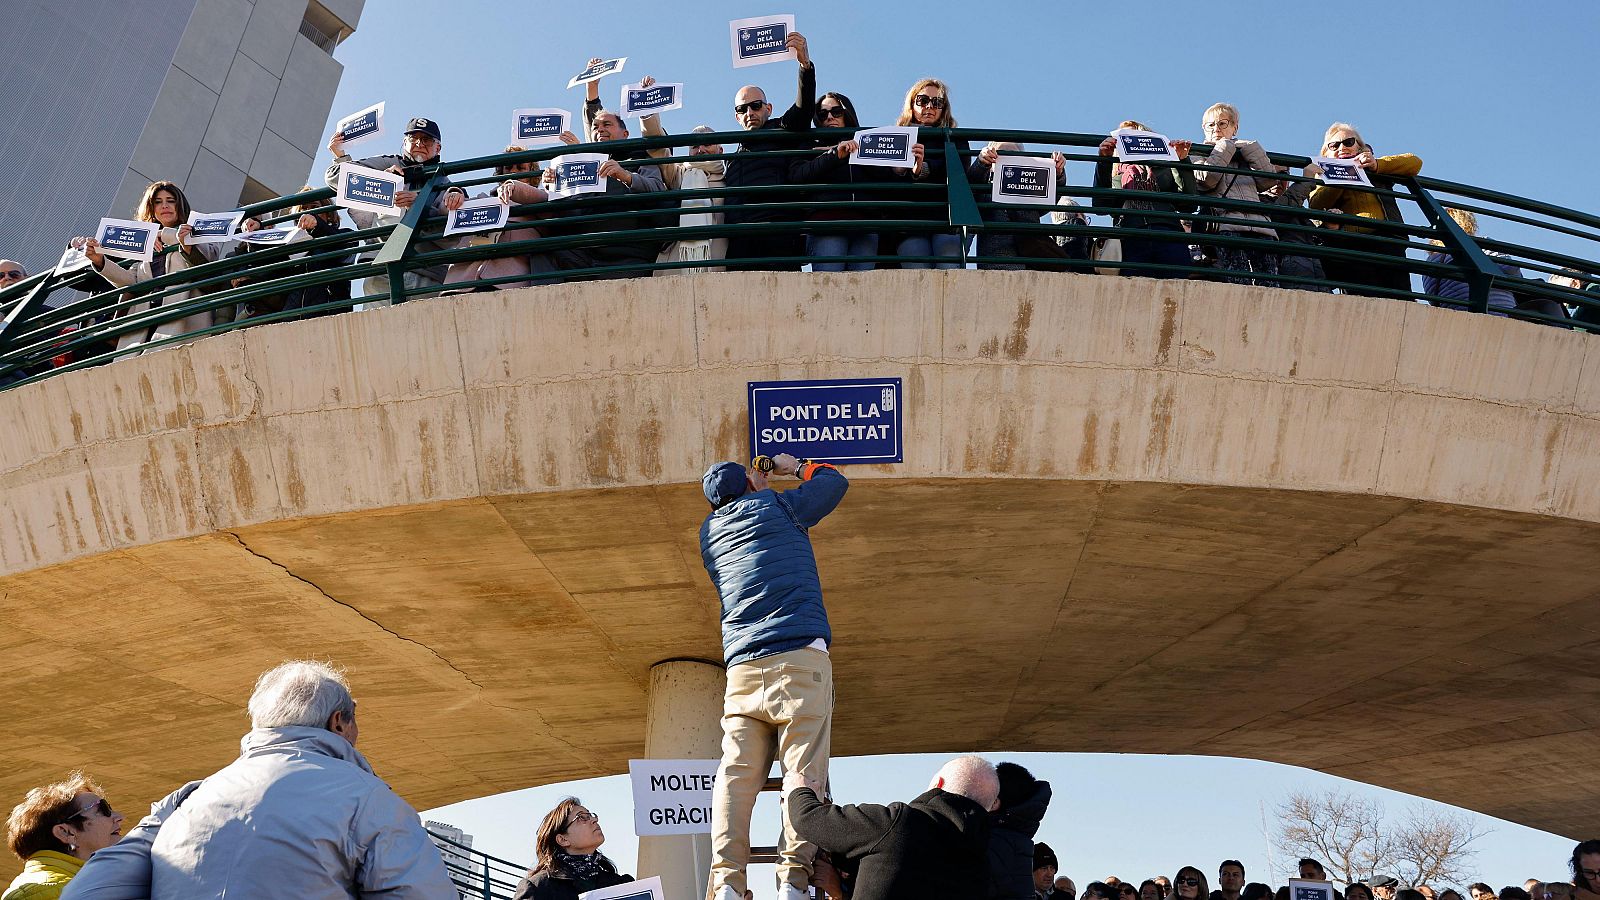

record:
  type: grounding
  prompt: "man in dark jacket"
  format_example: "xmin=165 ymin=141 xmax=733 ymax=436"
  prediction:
xmin=724 ymin=31 xmax=815 ymax=270
xmin=784 ymin=756 xmax=1000 ymax=900
xmin=700 ymin=452 xmax=848 ymax=900
xmin=989 ymin=763 xmax=1053 ymax=900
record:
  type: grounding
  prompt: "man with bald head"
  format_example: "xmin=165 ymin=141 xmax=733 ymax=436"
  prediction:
xmin=723 ymin=31 xmax=816 ymax=270
xmin=0 ymin=260 xmax=26 ymax=290
xmin=783 ymin=755 xmax=999 ymax=900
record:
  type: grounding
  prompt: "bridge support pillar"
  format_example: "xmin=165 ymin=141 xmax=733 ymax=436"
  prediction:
xmin=637 ymin=658 xmax=724 ymax=900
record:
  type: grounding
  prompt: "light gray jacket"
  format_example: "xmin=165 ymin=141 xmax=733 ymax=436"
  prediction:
xmin=1191 ymin=137 xmax=1279 ymax=236
xmin=62 ymin=727 xmax=455 ymax=900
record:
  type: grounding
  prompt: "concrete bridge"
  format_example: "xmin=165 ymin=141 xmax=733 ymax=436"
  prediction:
xmin=3 ymin=271 xmax=1598 ymax=870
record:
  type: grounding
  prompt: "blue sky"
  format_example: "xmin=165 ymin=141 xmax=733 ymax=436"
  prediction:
xmin=312 ymin=0 xmax=1596 ymax=893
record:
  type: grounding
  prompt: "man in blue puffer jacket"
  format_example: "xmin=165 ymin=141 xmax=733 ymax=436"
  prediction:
xmin=699 ymin=452 xmax=848 ymax=900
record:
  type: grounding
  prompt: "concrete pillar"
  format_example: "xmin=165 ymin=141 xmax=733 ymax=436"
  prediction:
xmin=636 ymin=659 xmax=725 ymax=900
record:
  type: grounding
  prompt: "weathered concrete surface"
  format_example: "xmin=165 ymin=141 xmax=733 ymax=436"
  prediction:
xmin=1 ymin=271 xmax=1598 ymax=853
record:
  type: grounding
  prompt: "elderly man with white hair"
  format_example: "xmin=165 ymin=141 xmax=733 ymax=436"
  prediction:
xmin=61 ymin=660 xmax=455 ymax=900
xmin=782 ymin=755 xmax=999 ymax=900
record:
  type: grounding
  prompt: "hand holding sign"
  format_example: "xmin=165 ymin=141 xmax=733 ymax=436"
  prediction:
xmin=567 ymin=56 xmax=626 ymax=89
xmin=1311 ymin=156 xmax=1372 ymax=186
xmin=334 ymin=101 xmax=385 ymax=149
xmin=849 ymin=127 xmax=918 ymax=169
xmin=597 ymin=159 xmax=633 ymax=186
xmin=1112 ymin=128 xmax=1180 ymax=162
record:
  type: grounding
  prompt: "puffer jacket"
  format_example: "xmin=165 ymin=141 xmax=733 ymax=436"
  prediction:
xmin=4 ymin=851 xmax=83 ymax=900
xmin=987 ymin=780 xmax=1052 ymax=900
xmin=700 ymin=465 xmax=848 ymax=666
xmin=148 ymin=727 xmax=454 ymax=900
xmin=1191 ymin=138 xmax=1278 ymax=236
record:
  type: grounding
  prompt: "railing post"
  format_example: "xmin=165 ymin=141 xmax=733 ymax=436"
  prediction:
xmin=373 ymin=173 xmax=440 ymax=305
xmin=942 ymin=136 xmax=981 ymax=267
xmin=1408 ymin=178 xmax=1501 ymax=313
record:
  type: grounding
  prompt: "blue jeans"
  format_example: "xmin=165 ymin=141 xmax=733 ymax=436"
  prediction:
xmin=896 ymin=233 xmax=965 ymax=269
xmin=808 ymin=233 xmax=878 ymax=272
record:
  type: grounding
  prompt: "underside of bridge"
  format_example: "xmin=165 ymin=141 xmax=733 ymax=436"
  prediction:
xmin=1 ymin=270 xmax=1597 ymax=856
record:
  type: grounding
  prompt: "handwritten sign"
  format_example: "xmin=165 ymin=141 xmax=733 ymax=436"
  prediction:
xmin=336 ymin=101 xmax=385 ymax=148
xmin=236 ymin=226 xmax=302 ymax=245
xmin=94 ymin=218 xmax=159 ymax=263
xmin=443 ymin=197 xmax=511 ymax=237
xmin=749 ymin=377 xmax=903 ymax=464
xmin=185 ymin=211 xmax=245 ymax=245
xmin=620 ymin=82 xmax=683 ymax=117
xmin=513 ymin=107 xmax=570 ymax=146
xmin=993 ymin=156 xmax=1057 ymax=206
xmin=334 ymin=164 xmax=405 ymax=217
xmin=1313 ymin=155 xmax=1372 ymax=187
xmin=730 ymin=14 xmax=796 ymax=68
xmin=548 ymin=153 xmax=609 ymax=199
xmin=628 ymin=759 xmax=717 ymax=836
xmin=850 ymin=127 xmax=917 ymax=168
xmin=1112 ymin=128 xmax=1179 ymax=163
xmin=567 ymin=57 xmax=626 ymax=89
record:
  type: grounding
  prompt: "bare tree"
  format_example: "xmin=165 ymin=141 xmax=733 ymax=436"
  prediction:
xmin=1272 ymin=790 xmax=1489 ymax=888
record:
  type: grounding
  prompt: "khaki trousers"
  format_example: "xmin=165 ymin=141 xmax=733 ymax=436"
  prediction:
xmin=706 ymin=647 xmax=833 ymax=897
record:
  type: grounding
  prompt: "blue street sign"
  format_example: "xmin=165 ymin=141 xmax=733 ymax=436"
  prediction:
xmin=748 ymin=377 xmax=903 ymax=465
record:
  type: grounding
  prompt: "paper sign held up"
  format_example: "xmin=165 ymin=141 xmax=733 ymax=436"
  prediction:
xmin=850 ymin=127 xmax=917 ymax=168
xmin=730 ymin=15 xmax=797 ymax=68
xmin=992 ymin=156 xmax=1058 ymax=206
xmin=334 ymin=164 xmax=405 ymax=218
xmin=513 ymin=108 xmax=571 ymax=146
xmin=1313 ymin=156 xmax=1372 ymax=187
xmin=1112 ymin=128 xmax=1179 ymax=162
xmin=95 ymin=218 xmax=159 ymax=263
xmin=336 ymin=101 xmax=385 ymax=148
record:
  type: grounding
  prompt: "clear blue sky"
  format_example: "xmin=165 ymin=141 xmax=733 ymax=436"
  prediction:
xmin=312 ymin=1 xmax=1595 ymax=894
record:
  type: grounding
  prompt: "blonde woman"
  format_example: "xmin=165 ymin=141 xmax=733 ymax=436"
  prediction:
xmin=891 ymin=77 xmax=968 ymax=268
xmin=1307 ymin=122 xmax=1422 ymax=296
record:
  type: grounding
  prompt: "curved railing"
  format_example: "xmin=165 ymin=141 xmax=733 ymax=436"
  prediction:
xmin=2 ymin=126 xmax=1597 ymax=390
xmin=428 ymin=828 xmax=529 ymax=900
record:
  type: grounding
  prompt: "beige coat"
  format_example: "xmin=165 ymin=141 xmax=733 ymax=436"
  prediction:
xmin=1191 ymin=138 xmax=1279 ymax=236
xmin=96 ymin=227 xmax=226 ymax=351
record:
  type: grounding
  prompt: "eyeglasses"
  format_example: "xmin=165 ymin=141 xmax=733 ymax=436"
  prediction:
xmin=1177 ymin=880 xmax=1201 ymax=887
xmin=59 ymin=797 xmax=112 ymax=823
xmin=0 ymin=270 xmax=23 ymax=279
xmin=734 ymin=100 xmax=765 ymax=115
xmin=1580 ymin=870 xmax=1600 ymax=879
xmin=567 ymin=810 xmax=598 ymax=827
xmin=1203 ymin=120 xmax=1234 ymax=131
xmin=912 ymin=95 xmax=947 ymax=110
xmin=1325 ymin=136 xmax=1361 ymax=150
xmin=818 ymin=106 xmax=846 ymax=120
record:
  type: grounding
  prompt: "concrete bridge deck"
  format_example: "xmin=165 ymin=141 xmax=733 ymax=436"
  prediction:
xmin=2 ymin=271 xmax=1597 ymax=847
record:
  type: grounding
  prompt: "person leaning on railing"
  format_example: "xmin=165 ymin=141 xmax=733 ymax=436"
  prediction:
xmin=788 ymin=91 xmax=881 ymax=272
xmin=1094 ymin=121 xmax=1196 ymax=279
xmin=887 ymin=78 xmax=967 ymax=269
xmin=225 ymin=189 xmax=356 ymax=318
xmin=1306 ymin=122 xmax=1422 ymax=297
xmin=650 ymin=125 xmax=729 ymax=275
xmin=68 ymin=180 xmax=230 ymax=354
xmin=1257 ymin=164 xmax=1331 ymax=292
xmin=1190 ymin=103 xmax=1282 ymax=287
xmin=443 ymin=149 xmax=549 ymax=291
xmin=969 ymin=142 xmax=1075 ymax=272
xmin=723 ymin=30 xmax=816 ymax=271
xmin=1421 ymin=207 xmax=1525 ymax=317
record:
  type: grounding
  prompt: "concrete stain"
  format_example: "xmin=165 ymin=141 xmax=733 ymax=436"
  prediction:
xmin=1156 ymin=297 xmax=1178 ymax=365
xmin=1541 ymin=424 xmax=1561 ymax=483
xmin=502 ymin=408 xmax=525 ymax=485
xmin=1003 ymin=298 xmax=1034 ymax=360
xmin=70 ymin=411 xmax=84 ymax=443
xmin=637 ymin=413 xmax=663 ymax=480
xmin=62 ymin=491 xmax=84 ymax=550
xmin=1078 ymin=411 xmax=1100 ymax=472
xmin=978 ymin=336 xmax=999 ymax=358
xmin=991 ymin=414 xmax=1017 ymax=472
xmin=1108 ymin=420 xmax=1123 ymax=469
xmin=541 ymin=448 xmax=560 ymax=487
xmin=583 ymin=395 xmax=623 ymax=481
xmin=230 ymin=448 xmax=256 ymax=514
xmin=85 ymin=475 xmax=108 ymax=543
xmin=417 ymin=419 xmax=438 ymax=496
xmin=283 ymin=447 xmax=307 ymax=509
xmin=712 ymin=409 xmax=743 ymax=461
xmin=1145 ymin=383 xmax=1174 ymax=466
xmin=214 ymin=364 xmax=240 ymax=417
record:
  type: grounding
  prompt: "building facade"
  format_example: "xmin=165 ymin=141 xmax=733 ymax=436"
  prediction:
xmin=426 ymin=820 xmax=485 ymax=887
xmin=0 ymin=0 xmax=362 ymax=277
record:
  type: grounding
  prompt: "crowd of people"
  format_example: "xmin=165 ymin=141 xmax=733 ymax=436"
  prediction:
xmin=8 ymin=36 xmax=1594 ymax=365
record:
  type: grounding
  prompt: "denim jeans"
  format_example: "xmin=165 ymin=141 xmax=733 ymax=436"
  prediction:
xmin=896 ymin=233 xmax=965 ymax=269
xmin=807 ymin=233 xmax=878 ymax=272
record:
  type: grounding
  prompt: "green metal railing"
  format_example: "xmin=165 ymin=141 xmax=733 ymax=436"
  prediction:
xmin=2 ymin=126 xmax=1597 ymax=390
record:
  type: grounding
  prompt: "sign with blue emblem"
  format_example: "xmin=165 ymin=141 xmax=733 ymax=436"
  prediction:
xmin=567 ymin=57 xmax=626 ymax=89
xmin=748 ymin=377 xmax=903 ymax=465
xmin=620 ymin=82 xmax=683 ymax=117
xmin=1312 ymin=155 xmax=1372 ymax=187
xmin=94 ymin=218 xmax=159 ymax=263
xmin=993 ymin=156 xmax=1057 ymax=205
xmin=730 ymin=14 xmax=796 ymax=68
xmin=513 ymin=107 xmax=570 ymax=145
xmin=185 ymin=210 xmax=245 ymax=245
xmin=548 ymin=153 xmax=608 ymax=199
xmin=850 ymin=126 xmax=917 ymax=168
xmin=1112 ymin=128 xmax=1179 ymax=162
xmin=334 ymin=163 xmax=404 ymax=217
xmin=336 ymin=101 xmax=385 ymax=148
xmin=443 ymin=197 xmax=510 ymax=237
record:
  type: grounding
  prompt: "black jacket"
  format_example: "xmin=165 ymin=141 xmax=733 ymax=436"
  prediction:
xmin=510 ymin=866 xmax=633 ymax=900
xmin=724 ymin=62 xmax=816 ymax=224
xmin=788 ymin=787 xmax=992 ymax=900
xmin=988 ymin=779 xmax=1052 ymax=900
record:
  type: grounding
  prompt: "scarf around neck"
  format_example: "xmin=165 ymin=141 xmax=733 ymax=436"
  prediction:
xmin=556 ymin=849 xmax=609 ymax=880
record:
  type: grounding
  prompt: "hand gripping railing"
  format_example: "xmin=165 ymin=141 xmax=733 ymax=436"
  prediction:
xmin=1 ymin=126 xmax=1597 ymax=390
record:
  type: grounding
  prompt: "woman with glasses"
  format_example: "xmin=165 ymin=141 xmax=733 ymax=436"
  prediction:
xmin=4 ymin=772 xmax=125 ymax=900
xmin=1571 ymin=839 xmax=1600 ymax=900
xmin=1191 ymin=102 xmax=1281 ymax=286
xmin=890 ymin=78 xmax=968 ymax=268
xmin=1307 ymin=122 xmax=1422 ymax=297
xmin=512 ymin=798 xmax=631 ymax=900
xmin=788 ymin=91 xmax=882 ymax=272
xmin=1170 ymin=866 xmax=1212 ymax=900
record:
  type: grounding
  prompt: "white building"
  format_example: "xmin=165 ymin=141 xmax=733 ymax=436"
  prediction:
xmin=427 ymin=820 xmax=485 ymax=888
xmin=0 ymin=0 xmax=363 ymax=276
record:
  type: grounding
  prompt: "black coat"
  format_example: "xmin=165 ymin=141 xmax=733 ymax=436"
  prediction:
xmin=789 ymin=787 xmax=992 ymax=900
xmin=510 ymin=866 xmax=634 ymax=900
xmin=988 ymin=779 xmax=1052 ymax=900
xmin=724 ymin=62 xmax=816 ymax=224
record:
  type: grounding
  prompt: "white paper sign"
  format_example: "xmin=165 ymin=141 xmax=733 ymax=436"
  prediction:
xmin=620 ymin=82 xmax=684 ymax=117
xmin=513 ymin=107 xmax=571 ymax=146
xmin=1313 ymin=156 xmax=1373 ymax=187
xmin=443 ymin=197 xmax=510 ymax=237
xmin=185 ymin=210 xmax=245 ymax=245
xmin=548 ymin=153 xmax=610 ymax=199
xmin=1112 ymin=128 xmax=1179 ymax=163
xmin=1288 ymin=879 xmax=1336 ymax=900
xmin=731 ymin=15 xmax=797 ymax=68
xmin=992 ymin=156 xmax=1058 ymax=206
xmin=55 ymin=244 xmax=94 ymax=275
xmin=336 ymin=101 xmax=385 ymax=148
xmin=578 ymin=876 xmax=664 ymax=900
xmin=236 ymin=226 xmax=303 ymax=245
xmin=567 ymin=57 xmax=626 ymax=89
xmin=94 ymin=218 xmax=159 ymax=263
xmin=850 ymin=126 xmax=918 ymax=168
xmin=334 ymin=163 xmax=406 ymax=217
xmin=629 ymin=759 xmax=717 ymax=836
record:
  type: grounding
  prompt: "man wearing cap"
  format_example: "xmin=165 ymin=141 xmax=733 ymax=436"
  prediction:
xmin=1034 ymin=843 xmax=1072 ymax=900
xmin=324 ymin=117 xmax=467 ymax=304
xmin=1371 ymin=876 xmax=1401 ymax=900
xmin=699 ymin=451 xmax=848 ymax=900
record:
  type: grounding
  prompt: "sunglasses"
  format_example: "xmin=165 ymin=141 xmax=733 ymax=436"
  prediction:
xmin=0 ymin=270 xmax=23 ymax=279
xmin=60 ymin=797 xmax=112 ymax=823
xmin=1325 ymin=136 xmax=1361 ymax=150
xmin=734 ymin=100 xmax=765 ymax=115
xmin=818 ymin=106 xmax=846 ymax=119
xmin=912 ymin=95 xmax=947 ymax=109
xmin=1177 ymin=880 xmax=1201 ymax=887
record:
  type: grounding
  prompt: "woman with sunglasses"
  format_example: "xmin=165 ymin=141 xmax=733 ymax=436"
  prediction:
xmin=512 ymin=798 xmax=631 ymax=900
xmin=4 ymin=772 xmax=125 ymax=900
xmin=890 ymin=78 xmax=968 ymax=268
xmin=789 ymin=91 xmax=882 ymax=271
xmin=1170 ymin=866 xmax=1212 ymax=900
xmin=1307 ymin=123 xmax=1422 ymax=297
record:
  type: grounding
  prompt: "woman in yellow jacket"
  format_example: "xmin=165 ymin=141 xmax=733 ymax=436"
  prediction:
xmin=1308 ymin=122 xmax=1422 ymax=297
xmin=4 ymin=772 xmax=124 ymax=900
